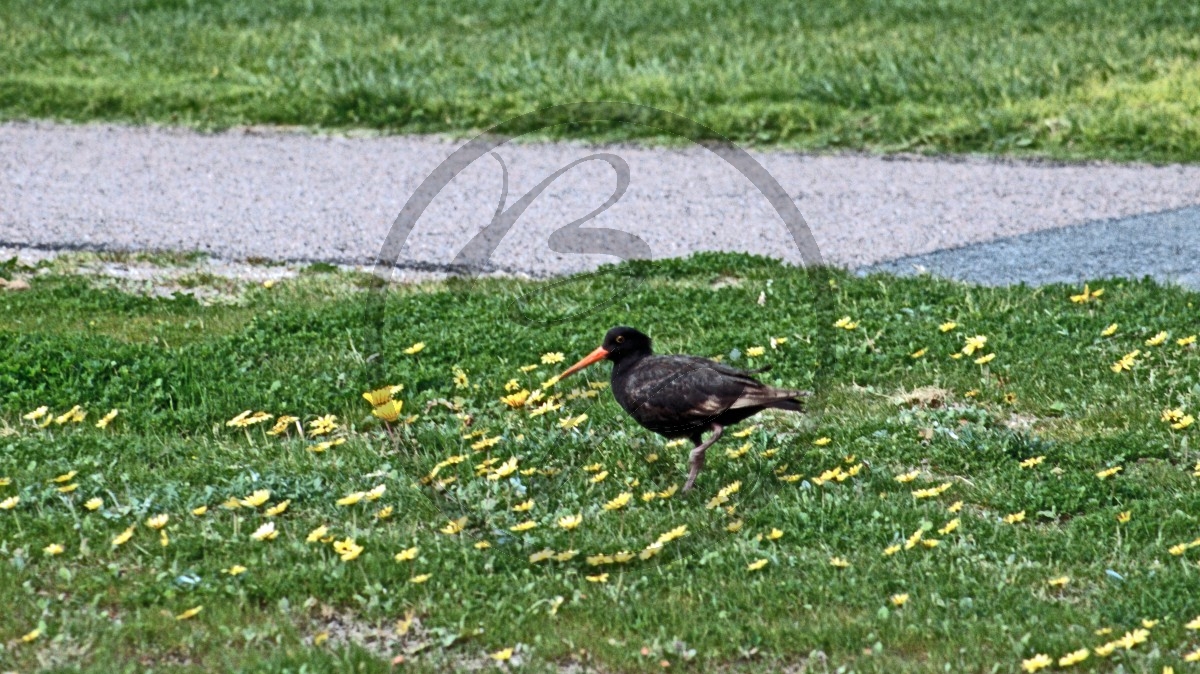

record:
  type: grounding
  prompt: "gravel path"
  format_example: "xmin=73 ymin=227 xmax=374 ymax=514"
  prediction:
xmin=4 ymin=121 xmax=1200 ymax=281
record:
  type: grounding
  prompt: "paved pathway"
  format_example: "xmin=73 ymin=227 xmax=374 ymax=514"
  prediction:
xmin=4 ymin=121 xmax=1200 ymax=283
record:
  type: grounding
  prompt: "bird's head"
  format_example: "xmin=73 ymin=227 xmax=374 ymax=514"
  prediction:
xmin=558 ymin=326 xmax=652 ymax=379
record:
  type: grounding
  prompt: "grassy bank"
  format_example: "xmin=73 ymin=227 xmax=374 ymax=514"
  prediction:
xmin=1 ymin=254 xmax=1199 ymax=672
xmin=2 ymin=0 xmax=1199 ymax=161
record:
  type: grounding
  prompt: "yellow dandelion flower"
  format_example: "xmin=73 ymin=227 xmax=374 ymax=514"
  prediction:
xmin=657 ymin=484 xmax=678 ymax=499
xmin=731 ymin=425 xmax=758 ymax=439
xmin=474 ymin=541 xmax=491 ymax=550
xmin=541 ymin=352 xmax=565 ymax=365
xmin=833 ymin=316 xmax=858 ymax=330
xmin=1173 ymin=414 xmax=1195 ymax=430
xmin=440 ymin=517 xmax=467 ymax=535
xmin=337 ymin=491 xmax=365 ymax=506
xmin=603 ymin=492 xmax=632 ymax=511
xmin=51 ymin=470 xmax=77 ymax=483
xmin=904 ymin=529 xmax=924 ymax=550
xmin=895 ymin=470 xmax=919 ymax=483
xmin=939 ymin=321 xmax=958 ymax=332
xmin=1186 ymin=647 xmax=1200 ymax=662
xmin=910 ymin=347 xmax=928 ymax=358
xmin=501 ymin=390 xmax=531 ymax=408
xmin=725 ymin=442 xmax=751 ymax=459
xmin=393 ymin=546 xmax=420 ymax=562
xmin=1003 ymin=511 xmax=1026 ymax=524
xmin=883 ymin=544 xmax=901 ymax=556
xmin=890 ymin=593 xmax=909 ymax=607
xmin=362 ymin=385 xmax=400 ymax=406
xmin=372 ymin=399 xmax=404 ymax=423
xmin=921 ymin=538 xmax=940 ymax=548
xmin=657 ymin=525 xmax=689 ymax=544
xmin=375 ymin=505 xmax=393 ymax=520
xmin=1069 ymin=284 xmax=1103 ymax=303
xmin=1057 ymin=649 xmax=1088 ymax=667
xmin=974 ymin=353 xmax=996 ymax=365
xmin=21 ymin=627 xmax=41 ymax=642
xmin=1101 ymin=323 xmax=1119 ymax=337
xmin=410 ymin=573 xmax=431 ymax=584
xmin=512 ymin=499 xmax=534 ymax=513
xmin=962 ymin=335 xmax=988 ymax=355
xmin=613 ymin=551 xmax=635 ymax=563
xmin=746 ymin=346 xmax=765 ymax=357
xmin=1186 ymin=615 xmax=1200 ymax=630
xmin=1096 ymin=466 xmax=1122 ymax=479
xmin=590 ymin=470 xmax=609 ymax=484
xmin=1146 ymin=331 xmax=1168 ymax=346
xmin=1117 ymin=511 xmax=1131 ymax=523
xmin=23 ymin=406 xmax=49 ymax=420
xmin=54 ymin=405 xmax=85 ymax=425
xmin=1178 ymin=334 xmax=1197 ymax=346
xmin=84 ymin=497 xmax=103 ymax=511
xmin=472 ymin=435 xmax=502 ymax=451
xmin=559 ymin=413 xmax=588 ymax=430
xmin=489 ymin=456 xmax=519 ymax=480
xmin=365 ymin=484 xmax=386 ymax=501
xmin=403 ymin=341 xmax=426 ymax=355
xmin=727 ymin=520 xmax=745 ymax=533
xmin=263 ymin=500 xmax=290 ymax=517
xmin=1111 ymin=350 xmax=1140 ymax=372
xmin=558 ymin=514 xmax=582 ymax=530
xmin=95 ymin=409 xmax=119 ymax=429
xmin=266 ymin=415 xmax=299 ymax=436
xmin=307 ymin=414 xmax=338 ymax=436
xmin=490 ymin=647 xmax=514 ymax=661
xmin=111 ymin=525 xmax=135 ymax=547
xmin=145 ymin=514 xmax=169 ymax=530
xmin=1019 ymin=456 xmax=1045 ymax=468
xmin=250 ymin=522 xmax=278 ymax=541
xmin=586 ymin=573 xmax=609 ymax=583
xmin=225 ymin=565 xmax=247 ymax=576
xmin=829 ymin=556 xmax=850 ymax=568
xmin=240 ymin=489 xmax=271 ymax=508
xmin=1021 ymin=653 xmax=1052 ymax=672
xmin=1141 ymin=619 xmax=1158 ymax=628
xmin=57 ymin=483 xmax=78 ymax=493
xmin=554 ymin=549 xmax=579 ymax=562
xmin=638 ymin=543 xmax=663 ymax=560
xmin=43 ymin=543 xmax=64 ymax=556
xmin=509 ymin=520 xmax=537 ymax=532
xmin=175 ymin=606 xmax=203 ymax=621
xmin=938 ymin=518 xmax=960 ymax=535
xmin=1047 ymin=576 xmax=1069 ymax=587
xmin=747 ymin=558 xmax=769 ymax=571
xmin=948 ymin=500 xmax=963 ymax=513
xmin=191 ymin=505 xmax=208 ymax=516
xmin=766 ymin=528 xmax=784 ymax=540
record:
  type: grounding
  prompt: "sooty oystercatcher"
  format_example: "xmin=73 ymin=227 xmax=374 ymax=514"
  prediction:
xmin=558 ymin=326 xmax=809 ymax=491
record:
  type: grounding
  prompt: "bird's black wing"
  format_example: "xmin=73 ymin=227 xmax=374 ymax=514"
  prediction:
xmin=615 ymin=356 xmax=772 ymax=436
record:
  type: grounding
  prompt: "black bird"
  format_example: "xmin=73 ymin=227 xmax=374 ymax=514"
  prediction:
xmin=558 ymin=326 xmax=809 ymax=491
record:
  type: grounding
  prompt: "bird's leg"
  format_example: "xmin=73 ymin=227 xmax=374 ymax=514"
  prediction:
xmin=683 ymin=423 xmax=724 ymax=492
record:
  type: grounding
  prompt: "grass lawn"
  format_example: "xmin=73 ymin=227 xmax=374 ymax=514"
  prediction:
xmin=1 ymin=253 xmax=1199 ymax=671
xmin=2 ymin=0 xmax=1200 ymax=162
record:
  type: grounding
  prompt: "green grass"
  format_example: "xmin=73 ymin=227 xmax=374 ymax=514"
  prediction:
xmin=2 ymin=0 xmax=1200 ymax=161
xmin=2 ymin=254 xmax=1200 ymax=672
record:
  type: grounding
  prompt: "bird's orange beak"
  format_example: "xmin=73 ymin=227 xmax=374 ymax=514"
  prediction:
xmin=559 ymin=345 xmax=609 ymax=379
